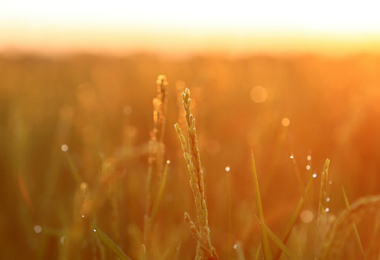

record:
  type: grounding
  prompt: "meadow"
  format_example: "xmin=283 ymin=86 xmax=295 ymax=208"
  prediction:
xmin=1 ymin=52 xmax=380 ymax=259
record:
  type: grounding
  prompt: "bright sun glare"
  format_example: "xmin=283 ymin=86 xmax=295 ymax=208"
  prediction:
xmin=1 ymin=0 xmax=380 ymax=55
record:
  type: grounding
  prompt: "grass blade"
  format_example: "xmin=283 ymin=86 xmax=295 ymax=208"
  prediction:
xmin=91 ymin=223 xmax=132 ymax=260
xmin=150 ymin=160 xmax=170 ymax=224
xmin=274 ymin=175 xmax=314 ymax=260
xmin=251 ymin=151 xmax=271 ymax=259
xmin=291 ymin=155 xmax=313 ymax=214
xmin=342 ymin=187 xmax=367 ymax=260
xmin=317 ymin=159 xmax=330 ymax=228
xmin=63 ymin=152 xmax=82 ymax=186
xmin=256 ymin=216 xmax=297 ymax=260
xmin=173 ymin=243 xmax=181 ymax=260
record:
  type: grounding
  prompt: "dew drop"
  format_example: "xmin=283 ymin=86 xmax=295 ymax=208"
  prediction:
xmin=290 ymin=155 xmax=294 ymax=159
xmin=93 ymin=229 xmax=97 ymax=233
xmin=166 ymin=160 xmax=171 ymax=164
xmin=312 ymin=173 xmax=317 ymax=178
xmin=306 ymin=165 xmax=311 ymax=170
xmin=61 ymin=144 xmax=69 ymax=152
xmin=34 ymin=225 xmax=42 ymax=234
xmin=325 ymin=208 xmax=330 ymax=212
xmin=225 ymin=166 xmax=231 ymax=172
xmin=81 ymin=214 xmax=85 ymax=218
xmin=233 ymin=244 xmax=238 ymax=250
xmin=329 ymin=180 xmax=333 ymax=185
xmin=307 ymin=155 xmax=312 ymax=161
xmin=326 ymin=197 xmax=330 ymax=202
xmin=60 ymin=236 xmax=66 ymax=245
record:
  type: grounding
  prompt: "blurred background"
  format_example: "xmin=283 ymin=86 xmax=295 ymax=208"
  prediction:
xmin=1 ymin=1 xmax=380 ymax=259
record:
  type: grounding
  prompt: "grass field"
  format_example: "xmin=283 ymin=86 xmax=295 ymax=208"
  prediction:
xmin=1 ymin=52 xmax=380 ymax=259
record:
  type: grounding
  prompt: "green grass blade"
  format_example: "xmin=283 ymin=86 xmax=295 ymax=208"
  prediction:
xmin=257 ymin=216 xmax=297 ymax=260
xmin=91 ymin=223 xmax=132 ymax=260
xmin=342 ymin=187 xmax=367 ymax=260
xmin=251 ymin=151 xmax=271 ymax=259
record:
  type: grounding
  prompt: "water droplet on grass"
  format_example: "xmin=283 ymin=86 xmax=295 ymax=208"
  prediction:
xmin=290 ymin=155 xmax=294 ymax=159
xmin=307 ymin=155 xmax=312 ymax=161
xmin=93 ymin=229 xmax=97 ymax=233
xmin=225 ymin=166 xmax=230 ymax=172
xmin=233 ymin=244 xmax=238 ymax=250
xmin=325 ymin=208 xmax=330 ymax=212
xmin=306 ymin=165 xmax=311 ymax=170
xmin=326 ymin=197 xmax=330 ymax=202
xmin=166 ymin=160 xmax=171 ymax=164
xmin=312 ymin=173 xmax=317 ymax=178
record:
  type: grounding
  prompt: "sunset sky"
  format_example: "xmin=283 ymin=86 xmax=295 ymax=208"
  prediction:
xmin=1 ymin=0 xmax=380 ymax=56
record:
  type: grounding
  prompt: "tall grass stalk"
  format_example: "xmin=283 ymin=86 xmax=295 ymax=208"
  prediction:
xmin=318 ymin=195 xmax=380 ymax=259
xmin=342 ymin=187 xmax=366 ymax=260
xmin=274 ymin=175 xmax=314 ymax=260
xmin=255 ymin=216 xmax=296 ymax=260
xmin=227 ymin=169 xmax=232 ymax=260
xmin=251 ymin=151 xmax=271 ymax=259
xmin=317 ymin=159 xmax=330 ymax=239
xmin=174 ymin=87 xmax=218 ymax=260
xmin=144 ymin=75 xmax=169 ymax=244
xmin=91 ymin=223 xmax=132 ymax=260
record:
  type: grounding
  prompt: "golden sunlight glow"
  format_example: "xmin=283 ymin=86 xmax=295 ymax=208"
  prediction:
xmin=1 ymin=0 xmax=380 ymax=55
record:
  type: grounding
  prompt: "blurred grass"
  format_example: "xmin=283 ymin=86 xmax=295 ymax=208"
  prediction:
xmin=1 ymin=52 xmax=380 ymax=259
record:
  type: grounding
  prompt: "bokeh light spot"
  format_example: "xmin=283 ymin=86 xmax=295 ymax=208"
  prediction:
xmin=61 ymin=144 xmax=69 ymax=152
xmin=300 ymin=210 xmax=314 ymax=223
xmin=281 ymin=117 xmax=290 ymax=126
xmin=123 ymin=106 xmax=132 ymax=116
xmin=34 ymin=225 xmax=42 ymax=234
xmin=250 ymin=86 xmax=267 ymax=103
